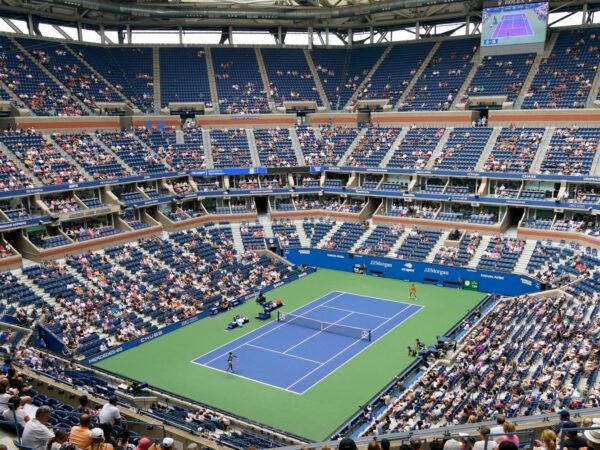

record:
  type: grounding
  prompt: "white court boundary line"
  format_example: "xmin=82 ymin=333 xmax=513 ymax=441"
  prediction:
xmin=191 ymin=290 xmax=424 ymax=394
xmin=286 ymin=303 xmax=423 ymax=393
xmin=320 ymin=305 xmax=389 ymax=320
xmin=329 ymin=290 xmax=422 ymax=308
xmin=245 ymin=344 xmax=323 ymax=364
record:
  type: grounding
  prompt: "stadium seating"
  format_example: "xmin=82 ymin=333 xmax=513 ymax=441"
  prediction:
xmin=210 ymin=129 xmax=253 ymax=168
xmin=321 ymin=221 xmax=369 ymax=252
xmin=68 ymin=44 xmax=154 ymax=112
xmin=97 ymin=131 xmax=168 ymax=174
xmin=239 ymin=221 xmax=265 ymax=250
xmin=17 ymin=38 xmax=120 ymax=107
xmin=261 ymin=48 xmax=321 ymax=106
xmin=476 ymin=235 xmax=525 ymax=272
xmin=135 ymin=127 xmax=206 ymax=171
xmin=159 ymin=47 xmax=211 ymax=107
xmin=483 ymin=127 xmax=545 ymax=173
xmin=433 ymin=127 xmax=493 ymax=171
xmin=395 ymin=227 xmax=442 ymax=261
xmin=313 ymin=125 xmax=361 ymax=166
xmin=271 ymin=219 xmax=301 ymax=247
xmin=303 ymin=218 xmax=336 ymax=247
xmin=400 ymin=38 xmax=478 ymax=111
xmin=356 ymin=42 xmax=434 ymax=106
xmin=386 ymin=127 xmax=444 ymax=169
xmin=433 ymin=232 xmax=481 ymax=266
xmin=0 ymin=149 xmax=35 ymax=191
xmin=354 ymin=225 xmax=403 ymax=256
xmin=523 ymin=29 xmax=600 ymax=109
xmin=254 ymin=128 xmax=297 ymax=167
xmin=52 ymin=132 xmax=130 ymax=179
xmin=540 ymin=127 xmax=600 ymax=175
xmin=212 ymin=47 xmax=270 ymax=114
xmin=0 ymin=35 xmax=83 ymax=115
xmin=311 ymin=46 xmax=385 ymax=109
xmin=345 ymin=127 xmax=401 ymax=167
xmin=0 ymin=130 xmax=87 ymax=184
xmin=465 ymin=53 xmax=535 ymax=102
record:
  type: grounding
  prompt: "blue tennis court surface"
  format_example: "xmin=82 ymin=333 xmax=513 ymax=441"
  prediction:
xmin=192 ymin=291 xmax=423 ymax=394
xmin=493 ymin=13 xmax=533 ymax=38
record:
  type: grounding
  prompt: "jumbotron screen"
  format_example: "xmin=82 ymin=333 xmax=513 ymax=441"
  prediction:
xmin=481 ymin=0 xmax=548 ymax=47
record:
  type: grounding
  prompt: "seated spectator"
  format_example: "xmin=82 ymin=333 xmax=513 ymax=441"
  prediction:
xmin=474 ymin=426 xmax=499 ymax=450
xmin=70 ymin=414 xmax=93 ymax=449
xmin=86 ymin=428 xmax=113 ymax=450
xmin=22 ymin=405 xmax=54 ymax=450
xmin=49 ymin=429 xmax=76 ymax=450
xmin=135 ymin=438 xmax=152 ymax=450
xmin=534 ymin=430 xmax=557 ymax=450
xmin=584 ymin=421 xmax=600 ymax=450
xmin=0 ymin=379 xmax=16 ymax=415
xmin=496 ymin=421 xmax=519 ymax=447
xmin=338 ymin=438 xmax=358 ymax=450
xmin=562 ymin=421 xmax=589 ymax=450
xmin=3 ymin=395 xmax=29 ymax=427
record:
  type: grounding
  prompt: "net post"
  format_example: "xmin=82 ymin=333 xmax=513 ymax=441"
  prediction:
xmin=368 ymin=330 xmax=372 ymax=342
xmin=277 ymin=311 xmax=281 ymax=322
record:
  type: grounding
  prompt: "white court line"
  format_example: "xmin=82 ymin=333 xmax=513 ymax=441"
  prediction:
xmin=245 ymin=344 xmax=323 ymax=364
xmin=329 ymin=290 xmax=423 ymax=309
xmin=320 ymin=304 xmax=389 ymax=320
xmin=282 ymin=311 xmax=354 ymax=355
xmin=190 ymin=291 xmax=346 ymax=366
xmin=197 ymin=363 xmax=302 ymax=395
xmin=286 ymin=303 xmax=424 ymax=393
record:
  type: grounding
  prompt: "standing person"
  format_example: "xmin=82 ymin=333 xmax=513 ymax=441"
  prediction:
xmin=409 ymin=283 xmax=417 ymax=300
xmin=21 ymin=405 xmax=54 ymax=450
xmin=491 ymin=415 xmax=506 ymax=436
xmin=98 ymin=396 xmax=121 ymax=444
xmin=226 ymin=352 xmax=237 ymax=373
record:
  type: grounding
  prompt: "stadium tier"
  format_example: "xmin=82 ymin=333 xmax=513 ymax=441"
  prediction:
xmin=2 ymin=18 xmax=600 ymax=450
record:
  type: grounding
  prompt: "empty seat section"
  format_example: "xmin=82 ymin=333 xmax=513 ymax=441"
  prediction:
xmin=261 ymin=48 xmax=321 ymax=106
xmin=311 ymin=46 xmax=384 ymax=109
xmin=160 ymin=47 xmax=211 ymax=106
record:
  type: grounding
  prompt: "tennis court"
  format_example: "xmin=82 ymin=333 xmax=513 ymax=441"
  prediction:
xmin=193 ymin=291 xmax=422 ymax=394
xmin=95 ymin=269 xmax=485 ymax=440
xmin=492 ymin=13 xmax=533 ymax=38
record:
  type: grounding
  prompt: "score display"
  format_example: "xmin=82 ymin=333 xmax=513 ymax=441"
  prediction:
xmin=481 ymin=0 xmax=548 ymax=47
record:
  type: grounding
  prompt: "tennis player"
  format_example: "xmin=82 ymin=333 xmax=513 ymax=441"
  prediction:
xmin=409 ymin=283 xmax=417 ymax=300
xmin=226 ymin=351 xmax=238 ymax=373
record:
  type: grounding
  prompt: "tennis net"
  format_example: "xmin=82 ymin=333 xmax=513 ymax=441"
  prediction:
xmin=277 ymin=312 xmax=372 ymax=341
